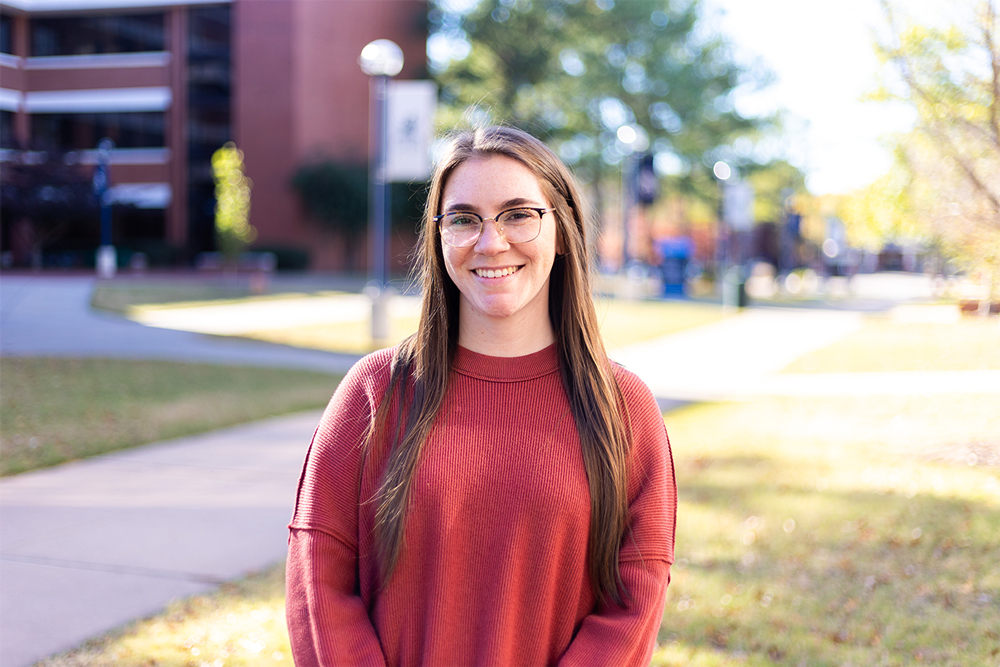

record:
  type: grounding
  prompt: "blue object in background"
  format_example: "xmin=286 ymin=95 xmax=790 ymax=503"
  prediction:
xmin=655 ymin=236 xmax=694 ymax=296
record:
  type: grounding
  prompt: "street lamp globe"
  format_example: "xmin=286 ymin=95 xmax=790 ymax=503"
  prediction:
xmin=616 ymin=125 xmax=637 ymax=145
xmin=713 ymin=161 xmax=732 ymax=180
xmin=359 ymin=39 xmax=404 ymax=77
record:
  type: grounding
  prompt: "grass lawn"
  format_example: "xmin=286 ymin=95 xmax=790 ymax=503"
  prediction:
xmin=785 ymin=314 xmax=1000 ymax=373
xmin=652 ymin=393 xmax=999 ymax=666
xmin=37 ymin=391 xmax=999 ymax=666
xmin=240 ymin=296 xmax=728 ymax=354
xmin=90 ymin=278 xmax=270 ymax=314
xmin=0 ymin=358 xmax=341 ymax=476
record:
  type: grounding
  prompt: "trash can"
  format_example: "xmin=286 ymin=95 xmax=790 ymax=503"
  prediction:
xmin=654 ymin=237 xmax=693 ymax=297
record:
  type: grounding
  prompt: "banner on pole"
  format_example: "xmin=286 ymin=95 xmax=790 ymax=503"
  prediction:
xmin=723 ymin=181 xmax=755 ymax=231
xmin=386 ymin=80 xmax=437 ymax=182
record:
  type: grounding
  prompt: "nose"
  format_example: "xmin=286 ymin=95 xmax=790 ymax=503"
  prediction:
xmin=473 ymin=217 xmax=510 ymax=255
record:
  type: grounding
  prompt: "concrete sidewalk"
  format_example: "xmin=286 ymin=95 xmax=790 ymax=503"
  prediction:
xmin=0 ymin=410 xmax=322 ymax=667
xmin=0 ymin=275 xmax=361 ymax=373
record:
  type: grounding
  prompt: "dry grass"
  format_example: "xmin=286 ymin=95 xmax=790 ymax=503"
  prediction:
xmin=0 ymin=358 xmax=340 ymax=476
xmin=652 ymin=393 xmax=999 ymax=666
xmin=784 ymin=314 xmax=1000 ymax=373
xmin=242 ymin=297 xmax=728 ymax=354
xmin=35 ymin=562 xmax=290 ymax=667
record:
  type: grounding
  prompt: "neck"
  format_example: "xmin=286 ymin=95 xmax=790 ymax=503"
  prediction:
xmin=457 ymin=303 xmax=556 ymax=357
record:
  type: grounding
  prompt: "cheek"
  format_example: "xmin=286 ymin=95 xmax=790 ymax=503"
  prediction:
xmin=442 ymin=245 xmax=464 ymax=283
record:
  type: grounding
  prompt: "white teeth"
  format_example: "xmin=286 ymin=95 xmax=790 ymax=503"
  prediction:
xmin=476 ymin=266 xmax=518 ymax=278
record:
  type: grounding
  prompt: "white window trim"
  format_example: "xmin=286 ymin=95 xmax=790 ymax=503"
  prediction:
xmin=0 ymin=148 xmax=170 ymax=164
xmin=106 ymin=182 xmax=172 ymax=209
xmin=0 ymin=87 xmax=24 ymax=111
xmin=73 ymin=147 xmax=171 ymax=165
xmin=0 ymin=54 xmax=21 ymax=69
xmin=25 ymin=52 xmax=172 ymax=70
xmin=0 ymin=0 xmax=228 ymax=10
xmin=23 ymin=86 xmax=171 ymax=112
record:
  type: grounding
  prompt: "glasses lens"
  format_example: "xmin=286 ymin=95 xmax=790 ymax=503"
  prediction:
xmin=440 ymin=212 xmax=482 ymax=247
xmin=497 ymin=208 xmax=542 ymax=243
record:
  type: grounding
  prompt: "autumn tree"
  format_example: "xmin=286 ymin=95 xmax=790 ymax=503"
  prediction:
xmin=868 ymin=0 xmax=1000 ymax=308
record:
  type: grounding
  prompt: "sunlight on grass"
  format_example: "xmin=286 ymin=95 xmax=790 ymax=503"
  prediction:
xmin=37 ymin=563 xmax=290 ymax=667
xmin=656 ymin=394 xmax=999 ymax=666
xmin=784 ymin=314 xmax=1000 ymax=373
xmin=242 ymin=297 xmax=727 ymax=354
xmin=595 ymin=297 xmax=727 ymax=349
xmin=241 ymin=311 xmax=421 ymax=354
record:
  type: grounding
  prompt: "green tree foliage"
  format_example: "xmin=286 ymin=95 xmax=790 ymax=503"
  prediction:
xmin=0 ymin=156 xmax=100 ymax=266
xmin=211 ymin=142 xmax=256 ymax=262
xmin=291 ymin=160 xmax=368 ymax=269
xmin=290 ymin=160 xmax=429 ymax=270
xmin=745 ymin=159 xmax=807 ymax=224
xmin=869 ymin=0 xmax=1000 ymax=301
xmin=430 ymin=0 xmax=778 ymax=196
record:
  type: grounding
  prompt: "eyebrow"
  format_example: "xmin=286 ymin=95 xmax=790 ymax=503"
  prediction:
xmin=443 ymin=197 xmax=545 ymax=213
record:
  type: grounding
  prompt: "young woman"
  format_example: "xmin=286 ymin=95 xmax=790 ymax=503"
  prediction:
xmin=286 ymin=125 xmax=676 ymax=666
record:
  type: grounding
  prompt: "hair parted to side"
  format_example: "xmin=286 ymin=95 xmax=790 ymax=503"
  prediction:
xmin=369 ymin=124 xmax=632 ymax=606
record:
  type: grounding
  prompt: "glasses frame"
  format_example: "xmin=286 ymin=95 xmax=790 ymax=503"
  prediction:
xmin=435 ymin=207 xmax=555 ymax=248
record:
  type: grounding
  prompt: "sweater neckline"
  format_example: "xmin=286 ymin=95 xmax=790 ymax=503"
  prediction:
xmin=453 ymin=344 xmax=560 ymax=382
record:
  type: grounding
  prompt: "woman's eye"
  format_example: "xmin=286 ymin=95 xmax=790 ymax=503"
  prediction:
xmin=449 ymin=214 xmax=479 ymax=227
xmin=502 ymin=209 xmax=532 ymax=222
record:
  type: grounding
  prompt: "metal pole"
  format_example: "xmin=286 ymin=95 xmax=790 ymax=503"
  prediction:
xmin=94 ymin=138 xmax=116 ymax=278
xmin=367 ymin=74 xmax=392 ymax=341
xmin=620 ymin=155 xmax=630 ymax=270
xmin=370 ymin=74 xmax=389 ymax=289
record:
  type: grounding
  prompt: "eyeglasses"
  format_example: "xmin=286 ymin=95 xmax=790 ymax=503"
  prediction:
xmin=435 ymin=207 xmax=555 ymax=248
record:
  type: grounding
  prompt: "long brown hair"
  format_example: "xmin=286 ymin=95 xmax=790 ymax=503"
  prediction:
xmin=369 ymin=125 xmax=632 ymax=606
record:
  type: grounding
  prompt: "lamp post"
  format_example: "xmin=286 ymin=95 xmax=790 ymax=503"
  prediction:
xmin=93 ymin=137 xmax=116 ymax=278
xmin=359 ymin=39 xmax=403 ymax=341
xmin=616 ymin=125 xmax=637 ymax=273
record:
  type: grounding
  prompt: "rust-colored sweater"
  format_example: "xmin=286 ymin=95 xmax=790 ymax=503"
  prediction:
xmin=286 ymin=344 xmax=676 ymax=666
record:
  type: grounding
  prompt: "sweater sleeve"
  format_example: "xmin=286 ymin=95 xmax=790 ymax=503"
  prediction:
xmin=558 ymin=368 xmax=677 ymax=666
xmin=285 ymin=351 xmax=393 ymax=667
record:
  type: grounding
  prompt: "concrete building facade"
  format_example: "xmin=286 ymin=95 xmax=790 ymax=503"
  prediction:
xmin=0 ymin=0 xmax=428 ymax=270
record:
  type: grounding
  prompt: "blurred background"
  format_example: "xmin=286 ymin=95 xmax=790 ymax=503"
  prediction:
xmin=0 ymin=0 xmax=998 ymax=665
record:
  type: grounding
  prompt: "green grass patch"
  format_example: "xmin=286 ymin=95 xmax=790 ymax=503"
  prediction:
xmin=0 ymin=358 xmax=340 ymax=476
xmin=36 ymin=562 xmax=290 ymax=667
xmin=785 ymin=315 xmax=1000 ymax=373
xmin=653 ymin=393 xmax=999 ymax=666
xmin=90 ymin=279 xmax=266 ymax=314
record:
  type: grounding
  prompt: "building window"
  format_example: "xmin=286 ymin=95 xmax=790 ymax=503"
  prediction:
xmin=31 ymin=14 xmax=165 ymax=57
xmin=187 ymin=4 xmax=231 ymax=255
xmin=0 ymin=110 xmax=13 ymax=148
xmin=1 ymin=14 xmax=12 ymax=55
xmin=31 ymin=112 xmax=165 ymax=151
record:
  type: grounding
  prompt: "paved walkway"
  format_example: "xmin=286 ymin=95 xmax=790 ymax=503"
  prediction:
xmin=1 ymin=273 xmax=998 ymax=666
xmin=0 ymin=275 xmax=361 ymax=373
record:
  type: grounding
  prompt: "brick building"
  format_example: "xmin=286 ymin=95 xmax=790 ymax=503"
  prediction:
xmin=0 ymin=0 xmax=428 ymax=270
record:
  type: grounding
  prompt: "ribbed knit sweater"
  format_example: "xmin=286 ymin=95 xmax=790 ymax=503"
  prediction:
xmin=286 ymin=344 xmax=676 ymax=666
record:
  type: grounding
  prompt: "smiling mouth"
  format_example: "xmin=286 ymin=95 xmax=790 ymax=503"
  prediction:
xmin=474 ymin=266 xmax=521 ymax=278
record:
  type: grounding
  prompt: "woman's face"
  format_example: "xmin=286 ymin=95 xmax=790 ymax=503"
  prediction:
xmin=440 ymin=154 xmax=559 ymax=334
